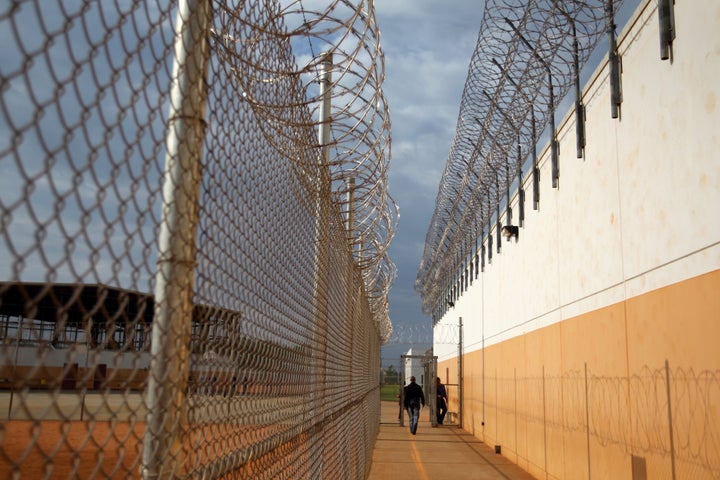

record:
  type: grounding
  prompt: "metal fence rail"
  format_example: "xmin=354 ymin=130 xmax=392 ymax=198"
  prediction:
xmin=0 ymin=0 xmax=393 ymax=478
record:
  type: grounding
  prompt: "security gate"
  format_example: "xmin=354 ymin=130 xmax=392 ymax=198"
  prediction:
xmin=398 ymin=354 xmax=437 ymax=428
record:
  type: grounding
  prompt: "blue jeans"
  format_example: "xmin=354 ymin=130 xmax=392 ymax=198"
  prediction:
xmin=408 ymin=403 xmax=420 ymax=434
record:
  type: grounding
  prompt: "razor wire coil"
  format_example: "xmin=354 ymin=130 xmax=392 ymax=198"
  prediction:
xmin=0 ymin=0 xmax=393 ymax=478
xmin=415 ymin=0 xmax=630 ymax=315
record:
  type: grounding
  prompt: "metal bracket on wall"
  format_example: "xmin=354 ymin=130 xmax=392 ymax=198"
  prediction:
xmin=658 ymin=0 xmax=676 ymax=61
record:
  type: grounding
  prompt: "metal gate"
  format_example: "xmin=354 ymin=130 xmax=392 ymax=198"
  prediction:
xmin=398 ymin=353 xmax=437 ymax=428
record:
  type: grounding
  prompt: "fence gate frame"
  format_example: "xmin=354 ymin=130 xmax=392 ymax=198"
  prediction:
xmin=398 ymin=354 xmax=438 ymax=428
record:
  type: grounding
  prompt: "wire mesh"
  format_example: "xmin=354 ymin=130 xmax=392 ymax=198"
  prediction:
xmin=415 ymin=0 xmax=632 ymax=316
xmin=0 ymin=0 xmax=393 ymax=478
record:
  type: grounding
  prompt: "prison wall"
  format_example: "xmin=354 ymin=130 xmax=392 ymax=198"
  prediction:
xmin=434 ymin=1 xmax=720 ymax=479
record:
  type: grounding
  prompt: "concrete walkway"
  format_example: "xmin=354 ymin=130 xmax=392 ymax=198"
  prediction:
xmin=367 ymin=401 xmax=536 ymax=480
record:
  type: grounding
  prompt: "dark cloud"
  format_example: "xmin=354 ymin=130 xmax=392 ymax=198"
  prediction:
xmin=374 ymin=2 xmax=485 ymax=365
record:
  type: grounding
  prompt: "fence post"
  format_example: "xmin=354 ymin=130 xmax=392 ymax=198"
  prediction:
xmin=309 ymin=51 xmax=333 ymax=477
xmin=665 ymin=359 xmax=677 ymax=480
xmin=429 ymin=356 xmax=437 ymax=427
xmin=458 ymin=316 xmax=463 ymax=429
xmin=585 ymin=362 xmax=591 ymax=479
xmin=399 ymin=356 xmax=406 ymax=427
xmin=142 ymin=0 xmax=210 ymax=477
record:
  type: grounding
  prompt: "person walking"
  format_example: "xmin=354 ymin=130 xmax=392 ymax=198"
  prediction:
xmin=403 ymin=376 xmax=425 ymax=435
xmin=436 ymin=377 xmax=448 ymax=425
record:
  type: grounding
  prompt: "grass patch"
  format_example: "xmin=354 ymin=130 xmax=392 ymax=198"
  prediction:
xmin=380 ymin=384 xmax=401 ymax=402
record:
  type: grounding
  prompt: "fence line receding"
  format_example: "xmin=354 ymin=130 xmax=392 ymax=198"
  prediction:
xmin=0 ymin=0 xmax=395 ymax=478
xmin=415 ymin=0 xmax=637 ymax=319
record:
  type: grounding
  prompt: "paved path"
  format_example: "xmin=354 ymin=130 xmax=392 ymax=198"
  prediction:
xmin=368 ymin=401 xmax=536 ymax=480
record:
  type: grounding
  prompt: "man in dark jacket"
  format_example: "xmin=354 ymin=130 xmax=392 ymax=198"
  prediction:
xmin=403 ymin=376 xmax=425 ymax=435
xmin=436 ymin=377 xmax=448 ymax=425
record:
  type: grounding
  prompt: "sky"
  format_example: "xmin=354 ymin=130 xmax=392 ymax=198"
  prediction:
xmin=372 ymin=2 xmax=486 ymax=367
xmin=0 ymin=0 xmax=484 ymax=368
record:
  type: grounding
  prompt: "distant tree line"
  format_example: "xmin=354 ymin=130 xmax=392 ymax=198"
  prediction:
xmin=382 ymin=365 xmax=399 ymax=385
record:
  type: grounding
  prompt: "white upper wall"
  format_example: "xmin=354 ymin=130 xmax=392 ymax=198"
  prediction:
xmin=435 ymin=0 xmax=720 ymax=362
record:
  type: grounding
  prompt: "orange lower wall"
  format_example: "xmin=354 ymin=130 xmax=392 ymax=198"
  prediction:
xmin=439 ymin=269 xmax=720 ymax=480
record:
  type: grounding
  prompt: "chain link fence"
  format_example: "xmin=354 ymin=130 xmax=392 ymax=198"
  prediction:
xmin=0 ymin=0 xmax=394 ymax=478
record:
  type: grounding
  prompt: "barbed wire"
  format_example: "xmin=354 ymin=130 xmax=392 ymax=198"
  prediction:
xmin=209 ymin=0 xmax=397 ymax=337
xmin=415 ymin=0 xmax=628 ymax=314
xmin=0 ymin=0 xmax=393 ymax=477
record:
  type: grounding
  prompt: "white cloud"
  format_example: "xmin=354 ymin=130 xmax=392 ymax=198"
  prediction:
xmin=373 ymin=1 xmax=485 ymax=354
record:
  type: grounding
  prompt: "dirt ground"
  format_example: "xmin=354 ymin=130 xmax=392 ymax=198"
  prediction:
xmin=0 ymin=420 xmax=287 ymax=478
xmin=1 ymin=420 xmax=145 ymax=479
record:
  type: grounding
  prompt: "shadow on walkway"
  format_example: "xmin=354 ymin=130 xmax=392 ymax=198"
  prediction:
xmin=368 ymin=401 xmax=536 ymax=480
